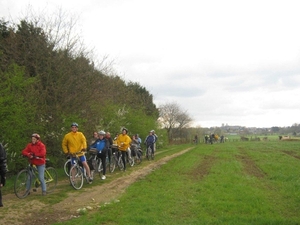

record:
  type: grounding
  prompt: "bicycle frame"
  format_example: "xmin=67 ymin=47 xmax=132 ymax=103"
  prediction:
xmin=14 ymin=158 xmax=57 ymax=199
xmin=115 ymin=151 xmax=124 ymax=170
xmin=146 ymin=145 xmax=154 ymax=160
xmin=30 ymin=164 xmax=54 ymax=185
xmin=89 ymin=153 xmax=102 ymax=173
xmin=69 ymin=154 xmax=90 ymax=190
xmin=71 ymin=157 xmax=87 ymax=178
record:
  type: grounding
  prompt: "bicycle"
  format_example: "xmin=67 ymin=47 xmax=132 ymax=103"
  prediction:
xmin=14 ymin=157 xmax=58 ymax=199
xmin=89 ymin=148 xmax=116 ymax=178
xmin=107 ymin=147 xmax=116 ymax=173
xmin=69 ymin=152 xmax=91 ymax=190
xmin=131 ymin=147 xmax=142 ymax=165
xmin=63 ymin=157 xmax=71 ymax=177
xmin=114 ymin=149 xmax=134 ymax=171
xmin=146 ymin=145 xmax=154 ymax=160
xmin=126 ymin=148 xmax=135 ymax=167
xmin=112 ymin=150 xmax=124 ymax=171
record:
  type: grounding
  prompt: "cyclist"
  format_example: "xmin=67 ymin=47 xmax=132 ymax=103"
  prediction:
xmin=111 ymin=133 xmax=119 ymax=155
xmin=90 ymin=131 xmax=99 ymax=145
xmin=135 ymin=134 xmax=142 ymax=147
xmin=116 ymin=128 xmax=131 ymax=171
xmin=90 ymin=130 xmax=109 ymax=180
xmin=145 ymin=130 xmax=156 ymax=157
xmin=130 ymin=135 xmax=140 ymax=157
xmin=105 ymin=131 xmax=113 ymax=164
xmin=21 ymin=133 xmax=47 ymax=196
xmin=0 ymin=143 xmax=8 ymax=206
xmin=105 ymin=132 xmax=113 ymax=146
xmin=134 ymin=134 xmax=143 ymax=156
xmin=62 ymin=122 xmax=93 ymax=183
xmin=151 ymin=130 xmax=158 ymax=152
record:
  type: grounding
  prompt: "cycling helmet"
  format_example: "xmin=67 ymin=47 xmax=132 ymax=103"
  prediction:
xmin=71 ymin=122 xmax=79 ymax=127
xmin=31 ymin=133 xmax=40 ymax=140
xmin=122 ymin=128 xmax=128 ymax=134
xmin=98 ymin=130 xmax=106 ymax=135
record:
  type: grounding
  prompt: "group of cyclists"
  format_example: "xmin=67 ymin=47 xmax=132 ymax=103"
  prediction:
xmin=0 ymin=122 xmax=158 ymax=206
xmin=62 ymin=123 xmax=158 ymax=184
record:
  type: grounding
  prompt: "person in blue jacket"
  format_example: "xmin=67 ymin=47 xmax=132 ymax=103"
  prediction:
xmin=90 ymin=130 xmax=109 ymax=180
xmin=144 ymin=131 xmax=156 ymax=157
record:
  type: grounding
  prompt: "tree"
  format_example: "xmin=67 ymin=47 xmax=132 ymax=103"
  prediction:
xmin=0 ymin=64 xmax=38 ymax=171
xmin=158 ymin=102 xmax=192 ymax=143
xmin=0 ymin=14 xmax=160 ymax=171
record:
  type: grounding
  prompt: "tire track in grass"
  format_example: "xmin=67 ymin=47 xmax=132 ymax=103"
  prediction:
xmin=282 ymin=150 xmax=300 ymax=160
xmin=188 ymin=148 xmax=219 ymax=180
xmin=236 ymin=148 xmax=300 ymax=219
xmin=236 ymin=149 xmax=266 ymax=179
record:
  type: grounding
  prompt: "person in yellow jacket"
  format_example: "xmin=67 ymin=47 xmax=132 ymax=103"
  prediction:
xmin=62 ymin=122 xmax=93 ymax=183
xmin=116 ymin=128 xmax=131 ymax=171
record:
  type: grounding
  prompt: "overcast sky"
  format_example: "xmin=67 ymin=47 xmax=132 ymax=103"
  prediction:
xmin=1 ymin=0 xmax=300 ymax=128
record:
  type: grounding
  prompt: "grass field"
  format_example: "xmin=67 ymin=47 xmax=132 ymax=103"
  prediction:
xmin=50 ymin=141 xmax=300 ymax=225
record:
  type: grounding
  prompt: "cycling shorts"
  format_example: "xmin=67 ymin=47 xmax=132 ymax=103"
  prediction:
xmin=70 ymin=155 xmax=87 ymax=165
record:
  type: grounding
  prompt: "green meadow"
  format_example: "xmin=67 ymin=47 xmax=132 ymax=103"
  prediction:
xmin=53 ymin=140 xmax=300 ymax=225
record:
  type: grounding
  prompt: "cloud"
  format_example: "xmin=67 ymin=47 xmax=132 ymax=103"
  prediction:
xmin=2 ymin=0 xmax=300 ymax=128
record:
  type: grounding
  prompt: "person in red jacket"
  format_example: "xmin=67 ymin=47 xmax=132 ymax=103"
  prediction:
xmin=22 ymin=133 xmax=47 ymax=196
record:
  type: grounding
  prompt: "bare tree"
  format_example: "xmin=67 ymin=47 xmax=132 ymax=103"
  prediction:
xmin=158 ymin=102 xmax=192 ymax=142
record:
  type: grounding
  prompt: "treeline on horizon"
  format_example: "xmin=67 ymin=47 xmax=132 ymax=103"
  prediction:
xmin=0 ymin=16 xmax=161 ymax=172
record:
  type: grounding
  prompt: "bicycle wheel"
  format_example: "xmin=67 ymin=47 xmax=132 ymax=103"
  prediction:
xmin=64 ymin=159 xmax=71 ymax=177
xmin=14 ymin=169 xmax=31 ymax=199
xmin=118 ymin=157 xmax=124 ymax=171
xmin=96 ymin=161 xmax=104 ymax=179
xmin=135 ymin=152 xmax=142 ymax=165
xmin=69 ymin=165 xmax=84 ymax=190
xmin=97 ymin=160 xmax=103 ymax=173
xmin=109 ymin=156 xmax=116 ymax=173
xmin=128 ymin=157 xmax=135 ymax=167
xmin=45 ymin=167 xmax=57 ymax=193
xmin=147 ymin=147 xmax=151 ymax=160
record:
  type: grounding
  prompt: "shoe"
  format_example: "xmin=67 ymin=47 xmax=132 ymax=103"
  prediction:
xmin=42 ymin=191 xmax=47 ymax=196
xmin=88 ymin=177 xmax=93 ymax=183
xmin=101 ymin=175 xmax=106 ymax=180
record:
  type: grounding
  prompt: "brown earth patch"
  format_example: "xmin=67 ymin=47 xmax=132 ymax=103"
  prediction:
xmin=189 ymin=155 xmax=218 ymax=179
xmin=282 ymin=150 xmax=300 ymax=160
xmin=236 ymin=150 xmax=266 ymax=178
xmin=1 ymin=147 xmax=193 ymax=225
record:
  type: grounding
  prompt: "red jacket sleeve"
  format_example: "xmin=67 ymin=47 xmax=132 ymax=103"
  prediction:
xmin=22 ymin=143 xmax=32 ymax=157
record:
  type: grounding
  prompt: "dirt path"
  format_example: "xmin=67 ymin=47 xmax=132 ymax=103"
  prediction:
xmin=1 ymin=147 xmax=193 ymax=225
